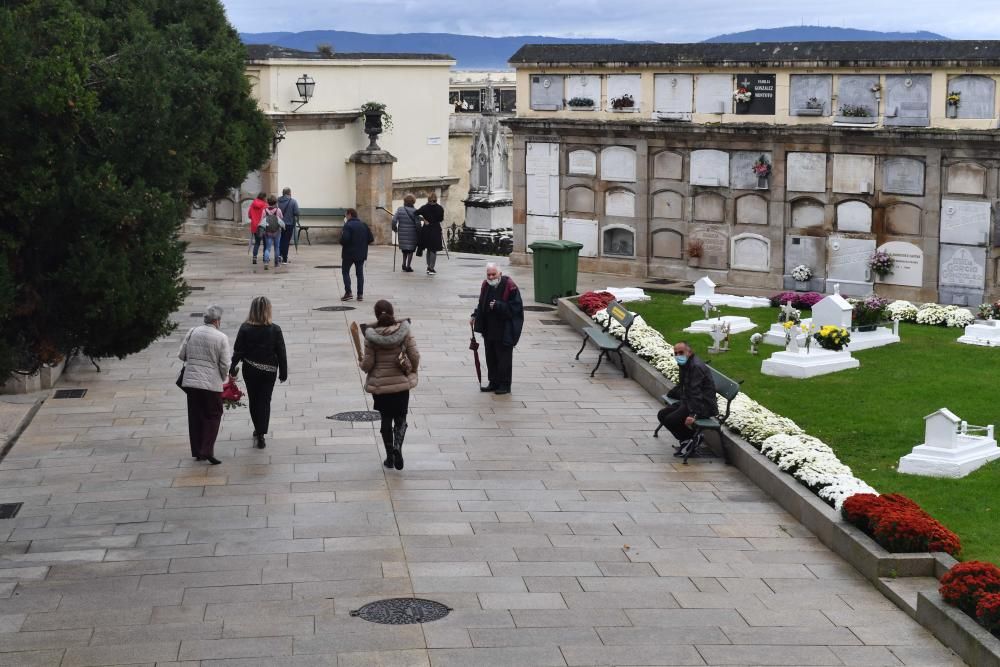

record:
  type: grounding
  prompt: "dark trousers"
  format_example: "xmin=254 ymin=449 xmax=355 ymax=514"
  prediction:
xmin=279 ymin=223 xmax=294 ymax=261
xmin=484 ymin=341 xmax=514 ymax=389
xmin=186 ymin=388 xmax=223 ymax=457
xmin=657 ymin=403 xmax=694 ymax=443
xmin=426 ymin=251 xmax=437 ymax=270
xmin=342 ymin=258 xmax=365 ymax=296
xmin=250 ymin=232 xmax=262 ymax=259
xmin=242 ymin=364 xmax=276 ymax=436
xmin=401 ymin=250 xmax=414 ymax=269
xmin=375 ymin=391 xmax=409 ymax=444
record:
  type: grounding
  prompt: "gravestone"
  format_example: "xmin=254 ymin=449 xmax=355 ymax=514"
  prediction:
xmin=949 ymin=75 xmax=996 ymax=119
xmin=561 ymin=218 xmax=598 ymax=257
xmin=731 ymin=151 xmax=771 ymax=190
xmin=836 ymin=75 xmax=879 ymax=117
xmin=898 ymin=408 xmax=1000 ymax=478
xmin=812 ymin=291 xmax=854 ymax=329
xmin=694 ymin=192 xmax=726 ymax=222
xmin=789 ymin=74 xmax=833 ymax=115
xmin=566 ymin=186 xmax=595 ymax=213
xmin=651 ymin=229 xmax=683 ymax=259
xmin=940 ymin=199 xmax=991 ymax=246
xmin=832 ymin=154 xmax=875 ymax=194
xmin=787 ymin=153 xmax=827 ymax=192
xmin=214 ymin=198 xmax=235 ymax=221
xmin=654 ymin=74 xmax=694 ymax=115
xmin=602 ymin=225 xmax=636 ymax=257
xmin=836 ymin=200 xmax=873 ymax=233
xmin=785 ymin=235 xmax=827 ymax=286
xmin=690 ymin=225 xmax=729 ymax=269
xmin=526 ymin=214 xmax=559 ymax=248
xmin=526 ymin=174 xmax=559 ymax=215
xmin=529 ymin=74 xmax=564 ymax=110
xmin=826 ymin=236 xmax=876 ymax=296
xmin=605 ymin=190 xmax=635 ymax=217
xmin=606 ymin=74 xmax=641 ymax=111
xmin=567 ymin=150 xmax=597 ymax=176
xmin=731 ymin=233 xmax=770 ymax=272
xmin=876 ymin=241 xmax=924 ymax=287
xmin=939 ymin=244 xmax=987 ymax=305
xmin=886 ymin=203 xmax=922 ymax=236
xmin=693 ymin=276 xmax=716 ymax=300
xmin=736 ymin=195 xmax=768 ymax=225
xmin=652 ymin=190 xmax=684 ymax=219
xmin=526 ymin=141 xmax=559 ymax=175
xmin=734 ymin=74 xmax=776 ymax=115
xmin=690 ymin=150 xmax=730 ymax=187
xmin=791 ymin=199 xmax=825 ymax=229
xmin=883 ymin=158 xmax=925 ymax=196
xmin=601 ymin=146 xmax=637 ymax=182
xmin=653 ymin=152 xmax=683 ymax=180
xmin=694 ymin=74 xmax=732 ymax=114
xmin=947 ymin=163 xmax=987 ymax=196
xmin=884 ymin=75 xmax=930 ymax=127
xmin=565 ymin=75 xmax=599 ymax=106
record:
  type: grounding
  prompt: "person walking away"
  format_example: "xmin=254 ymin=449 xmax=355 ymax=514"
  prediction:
xmin=392 ymin=194 xmax=420 ymax=273
xmin=178 ymin=305 xmax=231 ymax=465
xmin=247 ymin=192 xmax=267 ymax=266
xmin=229 ymin=296 xmax=288 ymax=449
xmin=657 ymin=341 xmax=718 ymax=456
xmin=277 ymin=187 xmax=300 ymax=265
xmin=261 ymin=195 xmax=285 ymax=270
xmin=340 ymin=208 xmax=375 ymax=302
xmin=360 ymin=300 xmax=419 ymax=470
xmin=470 ymin=263 xmax=523 ymax=395
xmin=415 ymin=193 xmax=445 ymax=275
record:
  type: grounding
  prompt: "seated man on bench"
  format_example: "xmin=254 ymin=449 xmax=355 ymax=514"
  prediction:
xmin=657 ymin=340 xmax=717 ymax=456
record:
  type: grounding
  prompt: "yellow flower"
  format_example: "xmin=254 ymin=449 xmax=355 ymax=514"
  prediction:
xmin=783 ymin=321 xmax=793 ymax=330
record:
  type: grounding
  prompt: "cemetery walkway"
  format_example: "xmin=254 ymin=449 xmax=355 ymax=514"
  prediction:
xmin=0 ymin=236 xmax=963 ymax=666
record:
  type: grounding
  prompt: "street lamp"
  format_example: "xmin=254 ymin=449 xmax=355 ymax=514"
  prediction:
xmin=291 ymin=74 xmax=315 ymax=111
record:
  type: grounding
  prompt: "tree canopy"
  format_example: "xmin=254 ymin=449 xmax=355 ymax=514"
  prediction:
xmin=0 ymin=0 xmax=271 ymax=378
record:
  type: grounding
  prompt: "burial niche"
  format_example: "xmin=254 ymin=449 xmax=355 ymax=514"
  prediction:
xmin=603 ymin=225 xmax=636 ymax=257
xmin=791 ymin=198 xmax=825 ymax=229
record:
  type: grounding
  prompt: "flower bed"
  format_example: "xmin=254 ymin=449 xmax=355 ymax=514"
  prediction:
xmin=770 ymin=291 xmax=824 ymax=309
xmin=843 ymin=493 xmax=961 ymax=556
xmin=938 ymin=560 xmax=1000 ymax=640
xmin=578 ymin=291 xmax=616 ymax=316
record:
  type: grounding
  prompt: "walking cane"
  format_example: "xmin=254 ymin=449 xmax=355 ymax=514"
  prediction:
xmin=376 ymin=206 xmax=396 ymax=272
xmin=442 ymin=224 xmax=450 ymax=260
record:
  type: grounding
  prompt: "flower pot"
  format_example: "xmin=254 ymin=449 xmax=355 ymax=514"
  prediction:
xmin=736 ymin=102 xmax=751 ymax=114
xmin=756 ymin=175 xmax=769 ymax=190
xmin=794 ymin=280 xmax=810 ymax=292
xmin=795 ymin=107 xmax=824 ymax=116
xmin=947 ymin=106 xmax=958 ymax=119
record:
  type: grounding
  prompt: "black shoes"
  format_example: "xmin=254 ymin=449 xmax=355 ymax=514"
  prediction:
xmin=357 ymin=296 xmax=364 ymax=302
xmin=206 ymin=456 xmax=222 ymax=465
xmin=402 ymin=266 xmax=414 ymax=273
xmin=341 ymin=292 xmax=353 ymax=301
xmin=252 ymin=258 xmax=257 ymax=265
xmin=494 ymin=387 xmax=510 ymax=395
xmin=253 ymin=433 xmax=266 ymax=449
xmin=480 ymin=384 xmax=497 ymax=392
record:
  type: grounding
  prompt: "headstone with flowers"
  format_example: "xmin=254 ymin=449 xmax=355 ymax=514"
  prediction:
xmin=762 ymin=293 xmax=860 ymax=378
xmin=682 ymin=276 xmax=771 ymax=309
xmin=957 ymin=299 xmax=1000 ymax=346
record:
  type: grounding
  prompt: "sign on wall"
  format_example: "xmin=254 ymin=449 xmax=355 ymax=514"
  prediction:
xmin=735 ymin=74 xmax=776 ymax=115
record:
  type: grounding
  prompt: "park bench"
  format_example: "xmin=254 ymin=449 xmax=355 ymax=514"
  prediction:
xmin=575 ymin=300 xmax=634 ymax=378
xmin=296 ymin=207 xmax=347 ymax=245
xmin=654 ymin=364 xmax=743 ymax=464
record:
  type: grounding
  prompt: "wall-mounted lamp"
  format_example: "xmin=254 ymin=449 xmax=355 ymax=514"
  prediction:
xmin=271 ymin=121 xmax=287 ymax=152
xmin=291 ymin=74 xmax=316 ymax=112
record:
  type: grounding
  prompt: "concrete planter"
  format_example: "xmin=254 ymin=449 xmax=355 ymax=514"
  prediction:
xmin=917 ymin=590 xmax=1000 ymax=667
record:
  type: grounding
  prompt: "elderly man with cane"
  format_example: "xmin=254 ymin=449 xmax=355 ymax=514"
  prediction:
xmin=469 ymin=263 xmax=524 ymax=395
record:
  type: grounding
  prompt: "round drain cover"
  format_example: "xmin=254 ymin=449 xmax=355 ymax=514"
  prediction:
xmin=315 ymin=306 xmax=355 ymax=312
xmin=327 ymin=411 xmax=381 ymax=422
xmin=315 ymin=265 xmax=342 ymax=269
xmin=350 ymin=598 xmax=451 ymax=625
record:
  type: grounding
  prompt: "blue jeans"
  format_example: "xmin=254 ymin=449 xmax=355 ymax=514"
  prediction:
xmin=263 ymin=234 xmax=279 ymax=264
xmin=343 ymin=258 xmax=364 ymax=296
xmin=251 ymin=232 xmax=262 ymax=259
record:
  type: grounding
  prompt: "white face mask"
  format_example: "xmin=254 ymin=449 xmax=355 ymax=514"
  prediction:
xmin=487 ymin=277 xmax=500 ymax=287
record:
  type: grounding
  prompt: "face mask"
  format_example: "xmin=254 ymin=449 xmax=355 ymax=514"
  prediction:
xmin=675 ymin=354 xmax=688 ymax=365
xmin=487 ymin=278 xmax=500 ymax=287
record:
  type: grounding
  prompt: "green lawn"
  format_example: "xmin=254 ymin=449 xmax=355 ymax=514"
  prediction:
xmin=629 ymin=294 xmax=1000 ymax=563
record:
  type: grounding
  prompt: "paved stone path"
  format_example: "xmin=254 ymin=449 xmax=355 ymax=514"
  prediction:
xmin=0 ymin=237 xmax=963 ymax=666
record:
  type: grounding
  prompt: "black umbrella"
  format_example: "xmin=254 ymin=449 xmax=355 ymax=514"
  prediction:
xmin=469 ymin=323 xmax=482 ymax=385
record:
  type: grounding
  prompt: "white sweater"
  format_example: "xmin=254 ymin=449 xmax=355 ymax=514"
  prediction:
xmin=178 ymin=325 xmax=231 ymax=392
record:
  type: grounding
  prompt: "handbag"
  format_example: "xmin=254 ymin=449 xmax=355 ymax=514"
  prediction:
xmin=396 ymin=344 xmax=413 ymax=374
xmin=176 ymin=365 xmax=186 ymax=391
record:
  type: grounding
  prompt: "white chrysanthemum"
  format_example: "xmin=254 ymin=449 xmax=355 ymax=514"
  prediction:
xmin=886 ymin=300 xmax=918 ymax=322
xmin=817 ymin=476 xmax=879 ymax=510
xmin=946 ymin=308 xmax=975 ymax=328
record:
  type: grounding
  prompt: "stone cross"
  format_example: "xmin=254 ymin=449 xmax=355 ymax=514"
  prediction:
xmin=708 ymin=323 xmax=728 ymax=353
xmin=786 ymin=327 xmax=800 ymax=354
xmin=780 ymin=301 xmax=797 ymax=322
xmin=834 ymin=283 xmax=841 ymax=296
xmin=701 ymin=300 xmax=714 ymax=321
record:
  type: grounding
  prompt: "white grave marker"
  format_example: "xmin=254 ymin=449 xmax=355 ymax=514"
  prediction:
xmin=898 ymin=409 xmax=1000 ymax=478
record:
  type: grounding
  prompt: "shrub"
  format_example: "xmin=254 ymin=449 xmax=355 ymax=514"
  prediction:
xmin=886 ymin=300 xmax=918 ymax=322
xmin=940 ymin=561 xmax=1000 ymax=616
xmin=770 ymin=291 xmax=824 ymax=309
xmin=813 ymin=325 xmax=851 ymax=351
xmin=853 ymin=295 xmax=890 ymax=328
xmin=842 ymin=493 xmax=961 ymax=556
xmin=578 ymin=291 xmax=617 ymax=316
xmin=976 ymin=592 xmax=1000 ymax=636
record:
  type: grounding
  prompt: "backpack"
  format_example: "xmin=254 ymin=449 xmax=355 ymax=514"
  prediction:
xmin=264 ymin=209 xmax=283 ymax=234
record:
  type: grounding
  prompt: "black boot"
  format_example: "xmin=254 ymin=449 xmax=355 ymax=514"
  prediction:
xmin=381 ymin=431 xmax=395 ymax=468
xmin=392 ymin=421 xmax=407 ymax=470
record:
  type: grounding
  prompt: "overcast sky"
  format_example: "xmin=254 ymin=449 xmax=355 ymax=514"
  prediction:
xmin=221 ymin=0 xmax=997 ymax=41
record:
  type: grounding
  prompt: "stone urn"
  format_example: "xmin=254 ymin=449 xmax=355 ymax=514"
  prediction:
xmin=363 ymin=110 xmax=383 ymax=149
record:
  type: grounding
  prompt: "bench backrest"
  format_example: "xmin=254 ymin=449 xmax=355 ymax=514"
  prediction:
xmin=707 ymin=364 xmax=742 ymax=425
xmin=299 ymin=207 xmax=348 ymax=218
xmin=606 ymin=300 xmax=635 ymax=330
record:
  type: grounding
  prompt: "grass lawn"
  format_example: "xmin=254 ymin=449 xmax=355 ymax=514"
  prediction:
xmin=629 ymin=293 xmax=1000 ymax=563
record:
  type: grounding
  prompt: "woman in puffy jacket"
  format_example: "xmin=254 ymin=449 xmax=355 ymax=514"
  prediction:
xmin=359 ymin=300 xmax=419 ymax=470
xmin=391 ymin=193 xmax=420 ymax=273
xmin=229 ymin=296 xmax=288 ymax=450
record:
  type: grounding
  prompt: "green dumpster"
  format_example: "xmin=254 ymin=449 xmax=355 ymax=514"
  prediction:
xmin=528 ymin=239 xmax=584 ymax=305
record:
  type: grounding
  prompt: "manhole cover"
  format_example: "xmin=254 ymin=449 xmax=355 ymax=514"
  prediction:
xmin=523 ymin=305 xmax=556 ymax=312
xmin=0 ymin=503 xmax=21 ymax=519
xmin=188 ymin=286 xmax=206 ymax=291
xmin=327 ymin=411 xmax=381 ymax=422
xmin=540 ymin=319 xmax=566 ymax=325
xmin=315 ymin=265 xmax=342 ymax=269
xmin=350 ymin=598 xmax=451 ymax=625
xmin=315 ymin=306 xmax=355 ymax=312
xmin=53 ymin=389 xmax=87 ymax=399
xmin=186 ymin=250 xmax=212 ymax=254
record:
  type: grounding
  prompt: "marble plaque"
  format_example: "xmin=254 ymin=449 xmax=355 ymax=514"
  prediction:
xmin=190 ymin=203 xmax=208 ymax=219
xmin=215 ymin=198 xmax=235 ymax=221
xmin=606 ymin=190 xmax=636 ymax=217
xmin=602 ymin=225 xmax=636 ymax=257
xmin=785 ymin=235 xmax=826 ymax=279
xmin=940 ymin=244 xmax=987 ymax=288
xmin=791 ymin=199 xmax=825 ymax=229
xmin=827 ymin=236 xmax=876 ymax=284
xmin=606 ymin=74 xmax=641 ymax=111
xmin=652 ymin=190 xmax=684 ymax=219
xmin=526 ymin=214 xmax=559 ymax=249
xmin=947 ymin=163 xmax=987 ymax=195
xmin=886 ymin=203 xmax=922 ymax=236
xmin=731 ymin=233 xmax=770 ymax=272
xmin=652 ymin=151 xmax=683 ymax=180
xmin=652 ymin=229 xmax=683 ymax=259
xmin=565 ymin=75 xmax=600 ymax=105
xmin=734 ymin=74 xmax=776 ymax=115
xmin=736 ymin=194 xmax=768 ymax=225
xmin=836 ymin=200 xmax=872 ymax=233
xmin=694 ymin=192 xmax=726 ymax=222
xmin=789 ymin=74 xmax=832 ymax=115
xmin=690 ymin=225 xmax=729 ymax=269
xmin=654 ymin=74 xmax=693 ymax=114
xmin=877 ymin=241 xmax=924 ymax=287
xmin=601 ymin=146 xmax=636 ymax=182
xmin=690 ymin=149 xmax=730 ymax=187
xmin=526 ymin=142 xmax=559 ymax=175
xmin=836 ymin=75 xmax=879 ymax=117
xmin=731 ymin=151 xmax=771 ymax=190
xmin=567 ymin=150 xmax=596 ymax=176
xmin=940 ymin=199 xmax=991 ymax=246
xmin=883 ymin=157 xmax=925 ymax=196
xmin=695 ymin=74 xmax=732 ymax=114
xmin=832 ymin=154 xmax=875 ymax=194
xmin=529 ymin=74 xmax=564 ymax=110
xmin=526 ymin=174 xmax=559 ymax=216
xmin=566 ymin=186 xmax=595 ymax=213
xmin=562 ymin=218 xmax=598 ymax=257
xmin=787 ymin=153 xmax=827 ymax=192
xmin=884 ymin=75 xmax=930 ymax=127
xmin=949 ymin=75 xmax=996 ymax=119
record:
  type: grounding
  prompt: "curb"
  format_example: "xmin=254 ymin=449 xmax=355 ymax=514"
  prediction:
xmin=0 ymin=396 xmax=45 ymax=462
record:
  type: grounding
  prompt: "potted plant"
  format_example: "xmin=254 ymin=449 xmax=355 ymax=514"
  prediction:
xmin=686 ymin=239 xmax=704 ymax=267
xmin=791 ymin=264 xmax=812 ymax=290
xmin=568 ymin=96 xmax=595 ymax=110
xmin=813 ymin=325 xmax=851 ymax=351
xmin=852 ymin=295 xmax=890 ymax=332
xmin=360 ymin=101 xmax=393 ymax=149
xmin=796 ymin=97 xmax=824 ymax=116
xmin=610 ymin=93 xmax=635 ymax=110
xmin=752 ymin=155 xmax=771 ymax=189
xmin=837 ymin=104 xmax=876 ymax=125
xmin=868 ymin=250 xmax=894 ymax=280
xmin=947 ymin=90 xmax=961 ymax=118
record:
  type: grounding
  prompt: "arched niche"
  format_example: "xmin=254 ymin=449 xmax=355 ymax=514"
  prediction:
xmin=605 ymin=189 xmax=635 ymax=217
xmin=652 ymin=151 xmax=683 ymax=180
xmin=694 ymin=192 xmax=726 ymax=223
xmin=885 ymin=202 xmax=922 ymax=236
xmin=790 ymin=197 xmax=825 ymax=229
xmin=651 ymin=229 xmax=683 ymax=259
xmin=735 ymin=194 xmax=768 ymax=225
xmin=947 ymin=162 xmax=987 ymax=196
xmin=214 ymin=197 xmax=236 ymax=221
xmin=836 ymin=200 xmax=872 ymax=233
xmin=566 ymin=185 xmax=595 ymax=214
xmin=567 ymin=149 xmax=597 ymax=176
xmin=600 ymin=146 xmax=636 ymax=182
xmin=651 ymin=190 xmax=684 ymax=219
xmin=690 ymin=149 xmax=730 ymax=187
xmin=731 ymin=233 xmax=771 ymax=272
xmin=602 ymin=224 xmax=636 ymax=258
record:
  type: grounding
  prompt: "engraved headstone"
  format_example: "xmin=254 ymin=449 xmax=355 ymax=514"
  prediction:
xmin=734 ymin=74 xmax=776 ymax=115
xmin=883 ymin=158 xmax=925 ymax=196
xmin=529 ymin=74 xmax=564 ymax=110
xmin=606 ymin=74 xmax=641 ymax=111
xmin=526 ymin=142 xmax=559 ymax=175
xmin=731 ymin=233 xmax=770 ymax=272
xmin=940 ymin=199 xmax=991 ymax=246
xmin=836 ymin=200 xmax=873 ymax=233
xmin=836 ymin=75 xmax=879 ymax=116
xmin=694 ymin=74 xmax=732 ymax=114
xmin=690 ymin=225 xmax=729 ymax=269
xmin=948 ymin=75 xmax=996 ymax=119
xmin=884 ymin=75 xmax=930 ymax=127
xmin=787 ymin=153 xmax=827 ymax=192
xmin=561 ymin=218 xmax=598 ymax=257
xmin=567 ymin=150 xmax=597 ymax=176
xmin=606 ymin=190 xmax=636 ymax=217
xmin=526 ymin=214 xmax=559 ymax=248
xmin=876 ymin=241 xmax=924 ymax=287
xmin=652 ymin=190 xmax=684 ymax=219
xmin=832 ymin=155 xmax=875 ymax=194
xmin=601 ymin=146 xmax=637 ymax=182
xmin=565 ymin=75 xmax=599 ymax=106
xmin=785 ymin=235 xmax=827 ymax=279
xmin=731 ymin=152 xmax=771 ymax=190
xmin=526 ymin=174 xmax=559 ymax=216
xmin=653 ymin=74 xmax=693 ymax=115
xmin=690 ymin=150 xmax=730 ymax=187
xmin=789 ymin=74 xmax=833 ymax=115
xmin=826 ymin=236 xmax=875 ymax=296
xmin=939 ymin=244 xmax=986 ymax=306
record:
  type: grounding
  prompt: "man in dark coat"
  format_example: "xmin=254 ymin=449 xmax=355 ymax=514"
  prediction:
xmin=339 ymin=208 xmax=374 ymax=302
xmin=470 ymin=263 xmax=524 ymax=395
xmin=658 ymin=341 xmax=718 ymax=449
xmin=277 ymin=187 xmax=300 ymax=265
xmin=415 ymin=193 xmax=445 ymax=275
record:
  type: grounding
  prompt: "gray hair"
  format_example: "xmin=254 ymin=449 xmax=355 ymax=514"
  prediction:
xmin=485 ymin=262 xmax=501 ymax=273
xmin=203 ymin=304 xmax=224 ymax=324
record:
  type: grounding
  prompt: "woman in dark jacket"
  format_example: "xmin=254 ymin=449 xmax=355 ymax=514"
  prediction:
xmin=392 ymin=194 xmax=420 ymax=273
xmin=229 ymin=296 xmax=288 ymax=449
xmin=415 ymin=193 xmax=445 ymax=275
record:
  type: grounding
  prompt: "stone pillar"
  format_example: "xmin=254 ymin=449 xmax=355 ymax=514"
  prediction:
xmin=350 ymin=149 xmax=397 ymax=245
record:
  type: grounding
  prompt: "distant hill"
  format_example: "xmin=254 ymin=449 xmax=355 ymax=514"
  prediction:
xmin=704 ymin=26 xmax=949 ymax=43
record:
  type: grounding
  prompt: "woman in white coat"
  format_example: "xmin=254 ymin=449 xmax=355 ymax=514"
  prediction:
xmin=178 ymin=305 xmax=232 ymax=464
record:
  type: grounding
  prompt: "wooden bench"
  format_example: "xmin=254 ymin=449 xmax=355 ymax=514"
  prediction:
xmin=654 ymin=364 xmax=743 ymax=464
xmin=575 ymin=300 xmax=634 ymax=378
xmin=296 ymin=207 xmax=347 ymax=245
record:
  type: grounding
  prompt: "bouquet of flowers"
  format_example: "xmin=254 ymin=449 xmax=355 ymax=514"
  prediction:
xmin=852 ymin=295 xmax=890 ymax=328
xmin=790 ymin=264 xmax=812 ymax=282
xmin=752 ymin=155 xmax=771 ymax=178
xmin=813 ymin=325 xmax=850 ymax=351
xmin=977 ymin=300 xmax=1000 ymax=320
xmin=947 ymin=91 xmax=961 ymax=107
xmin=868 ymin=250 xmax=894 ymax=278
xmin=221 ymin=378 xmax=245 ymax=410
xmin=733 ymin=87 xmax=752 ymax=103
xmin=886 ymin=300 xmax=918 ymax=321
